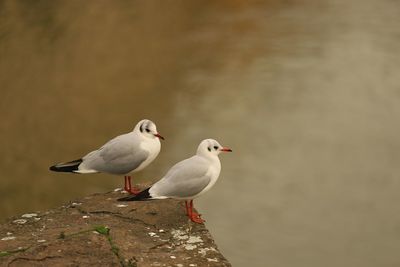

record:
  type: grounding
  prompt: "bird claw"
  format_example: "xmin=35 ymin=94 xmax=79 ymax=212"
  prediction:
xmin=190 ymin=215 xmax=205 ymax=224
xmin=191 ymin=211 xmax=202 ymax=217
xmin=123 ymin=187 xmax=141 ymax=195
xmin=128 ymin=187 xmax=141 ymax=195
xmin=190 ymin=213 xmax=205 ymax=224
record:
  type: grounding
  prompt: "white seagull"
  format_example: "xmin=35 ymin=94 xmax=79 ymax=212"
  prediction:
xmin=118 ymin=138 xmax=232 ymax=223
xmin=50 ymin=119 xmax=164 ymax=194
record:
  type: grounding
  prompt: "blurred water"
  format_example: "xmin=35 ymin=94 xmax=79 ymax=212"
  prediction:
xmin=1 ymin=1 xmax=400 ymax=266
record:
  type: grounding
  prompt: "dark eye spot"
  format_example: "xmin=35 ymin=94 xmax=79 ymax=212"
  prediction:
xmin=207 ymin=147 xmax=211 ymax=152
xmin=145 ymin=128 xmax=150 ymax=133
xmin=213 ymin=146 xmax=218 ymax=150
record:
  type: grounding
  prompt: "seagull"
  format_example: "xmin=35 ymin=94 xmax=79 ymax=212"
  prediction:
xmin=118 ymin=138 xmax=232 ymax=223
xmin=49 ymin=119 xmax=164 ymax=194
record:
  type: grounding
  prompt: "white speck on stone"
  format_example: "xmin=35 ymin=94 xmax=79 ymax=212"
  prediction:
xmin=6 ymin=232 xmax=12 ymax=236
xmin=184 ymin=244 xmax=197 ymax=250
xmin=13 ymin=219 xmax=27 ymax=224
xmin=34 ymin=217 xmax=41 ymax=222
xmin=171 ymin=229 xmax=188 ymax=240
xmin=116 ymin=204 xmax=128 ymax=208
xmin=170 ymin=255 xmax=176 ymax=259
xmin=176 ymin=264 xmax=183 ymax=267
xmin=189 ymin=264 xmax=197 ymax=267
xmin=198 ymin=247 xmax=217 ymax=257
xmin=47 ymin=218 xmax=54 ymax=221
xmin=17 ymin=247 xmax=23 ymax=250
xmin=92 ymin=231 xmax=99 ymax=235
xmin=151 ymin=262 xmax=162 ymax=266
xmin=148 ymin=232 xmax=159 ymax=237
xmin=187 ymin=236 xmax=203 ymax=244
xmin=106 ymin=198 xmax=112 ymax=200
xmin=114 ymin=188 xmax=122 ymax=192
xmin=71 ymin=202 xmax=82 ymax=206
xmin=198 ymin=248 xmax=207 ymax=256
xmin=1 ymin=236 xmax=16 ymax=241
xmin=57 ymin=250 xmax=62 ymax=253
xmin=158 ymin=229 xmax=165 ymax=233
xmin=207 ymin=258 xmax=218 ymax=262
xmin=22 ymin=213 xmax=37 ymax=218
xmin=121 ymin=190 xmax=128 ymax=194
xmin=37 ymin=239 xmax=46 ymax=243
xmin=82 ymin=215 xmax=90 ymax=219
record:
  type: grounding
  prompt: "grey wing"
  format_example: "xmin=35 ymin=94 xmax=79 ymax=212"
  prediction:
xmin=150 ymin=156 xmax=211 ymax=198
xmin=80 ymin=133 xmax=149 ymax=174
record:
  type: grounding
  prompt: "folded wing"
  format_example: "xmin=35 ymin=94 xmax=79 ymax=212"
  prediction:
xmin=78 ymin=133 xmax=149 ymax=174
xmin=150 ymin=156 xmax=211 ymax=198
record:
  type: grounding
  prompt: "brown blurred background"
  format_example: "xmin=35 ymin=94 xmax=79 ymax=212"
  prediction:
xmin=1 ymin=0 xmax=400 ymax=266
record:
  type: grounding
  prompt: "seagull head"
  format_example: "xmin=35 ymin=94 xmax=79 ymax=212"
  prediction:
xmin=134 ymin=119 xmax=164 ymax=140
xmin=197 ymin=138 xmax=232 ymax=157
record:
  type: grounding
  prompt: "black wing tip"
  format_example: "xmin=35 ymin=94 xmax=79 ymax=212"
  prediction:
xmin=117 ymin=196 xmax=134 ymax=201
xmin=118 ymin=188 xmax=151 ymax=201
xmin=49 ymin=165 xmax=59 ymax=172
xmin=49 ymin=159 xmax=82 ymax=172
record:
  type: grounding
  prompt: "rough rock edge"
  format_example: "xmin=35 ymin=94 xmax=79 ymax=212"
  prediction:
xmin=0 ymin=188 xmax=231 ymax=267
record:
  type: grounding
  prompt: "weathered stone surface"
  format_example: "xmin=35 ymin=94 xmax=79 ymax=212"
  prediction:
xmin=0 ymin=188 xmax=231 ymax=267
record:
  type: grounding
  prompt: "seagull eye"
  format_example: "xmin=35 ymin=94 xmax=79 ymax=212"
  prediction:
xmin=208 ymin=147 xmax=211 ymax=152
xmin=213 ymin=146 xmax=218 ymax=150
xmin=145 ymin=128 xmax=150 ymax=133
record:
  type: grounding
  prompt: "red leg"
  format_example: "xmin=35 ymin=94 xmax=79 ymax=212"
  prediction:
xmin=190 ymin=200 xmax=202 ymax=216
xmin=124 ymin=176 xmax=130 ymax=192
xmin=126 ymin=176 xmax=141 ymax=195
xmin=188 ymin=200 xmax=205 ymax=224
xmin=185 ymin=201 xmax=190 ymax=216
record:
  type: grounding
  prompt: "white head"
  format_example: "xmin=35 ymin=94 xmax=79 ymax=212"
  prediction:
xmin=196 ymin=138 xmax=232 ymax=158
xmin=134 ymin=119 xmax=164 ymax=140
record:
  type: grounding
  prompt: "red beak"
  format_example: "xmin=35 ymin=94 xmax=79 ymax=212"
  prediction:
xmin=154 ymin=133 xmax=164 ymax=140
xmin=220 ymin=147 xmax=232 ymax=152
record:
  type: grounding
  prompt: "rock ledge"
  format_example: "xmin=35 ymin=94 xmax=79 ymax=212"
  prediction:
xmin=0 ymin=189 xmax=231 ymax=267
